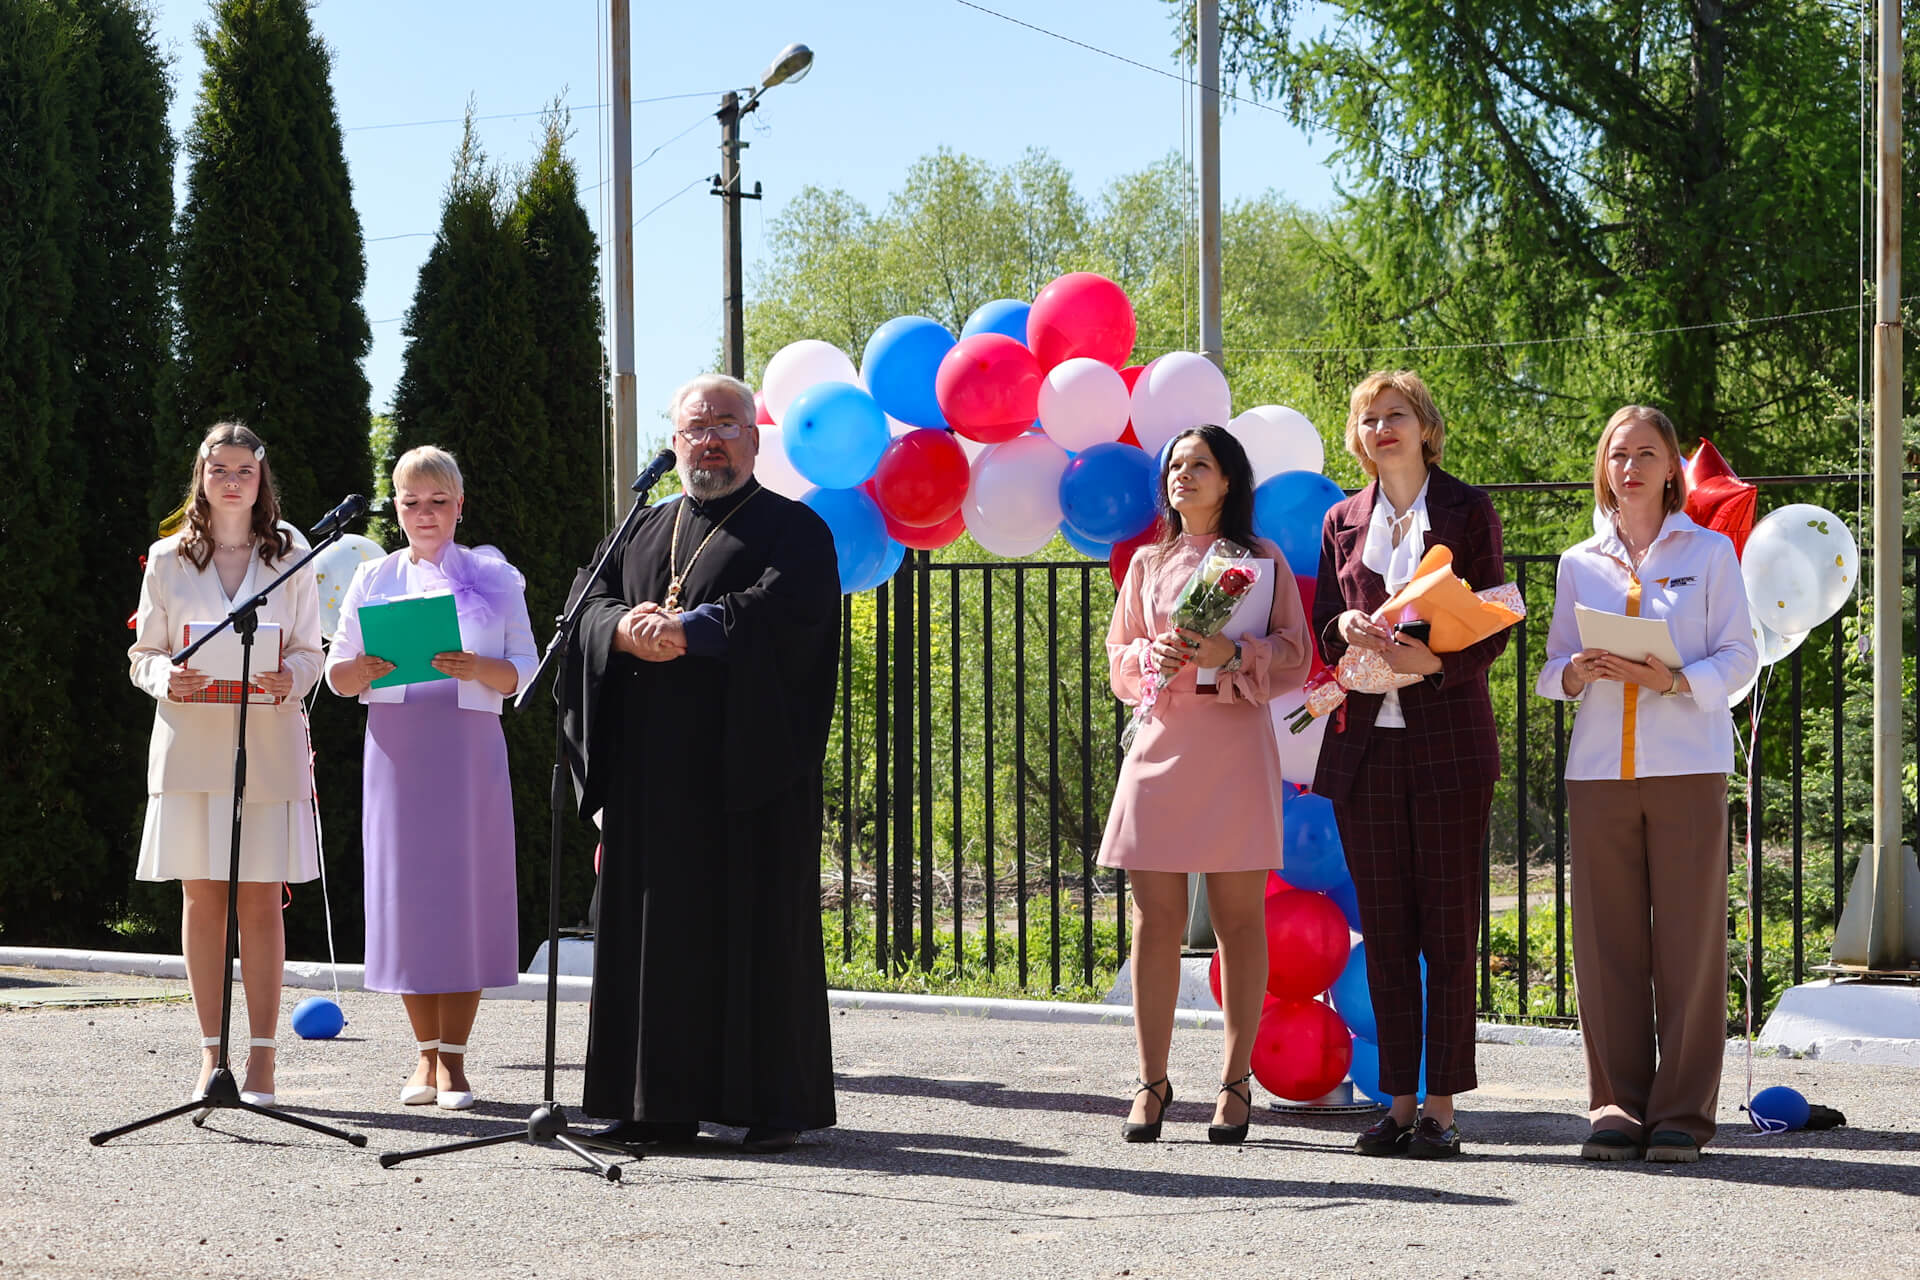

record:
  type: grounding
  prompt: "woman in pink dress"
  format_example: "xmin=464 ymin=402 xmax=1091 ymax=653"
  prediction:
xmin=1098 ymin=425 xmax=1313 ymax=1144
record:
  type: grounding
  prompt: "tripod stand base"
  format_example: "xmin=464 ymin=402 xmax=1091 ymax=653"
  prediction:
xmin=90 ymin=1067 xmax=367 ymax=1147
xmin=376 ymin=1103 xmax=631 ymax=1180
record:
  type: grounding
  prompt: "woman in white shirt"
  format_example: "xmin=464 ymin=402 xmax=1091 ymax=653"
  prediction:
xmin=130 ymin=422 xmax=324 ymax=1108
xmin=327 ymin=446 xmax=535 ymax=1110
xmin=1537 ymin=404 xmax=1756 ymax=1165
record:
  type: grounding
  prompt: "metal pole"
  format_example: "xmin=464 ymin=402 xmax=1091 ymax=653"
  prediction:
xmin=718 ymin=91 xmax=746 ymax=379
xmin=1834 ymin=0 xmax=1918 ymax=969
xmin=609 ymin=0 xmax=638 ymax=518
xmin=1197 ymin=0 xmax=1223 ymax=369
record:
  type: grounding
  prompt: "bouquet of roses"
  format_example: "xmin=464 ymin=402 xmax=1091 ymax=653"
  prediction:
xmin=1120 ymin=539 xmax=1262 ymax=752
xmin=1286 ymin=549 xmax=1525 ymax=734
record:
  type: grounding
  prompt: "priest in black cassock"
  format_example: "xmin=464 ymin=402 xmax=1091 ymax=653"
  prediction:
xmin=562 ymin=372 xmax=840 ymax=1154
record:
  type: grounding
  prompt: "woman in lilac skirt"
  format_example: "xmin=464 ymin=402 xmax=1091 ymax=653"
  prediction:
xmin=327 ymin=446 xmax=534 ymax=1110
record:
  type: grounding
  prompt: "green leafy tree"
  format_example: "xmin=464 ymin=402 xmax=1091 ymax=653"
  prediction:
xmin=0 ymin=0 xmax=95 ymax=939
xmin=56 ymin=0 xmax=175 ymax=926
xmin=392 ymin=114 xmax=593 ymax=947
xmin=172 ymin=0 xmax=371 ymax=528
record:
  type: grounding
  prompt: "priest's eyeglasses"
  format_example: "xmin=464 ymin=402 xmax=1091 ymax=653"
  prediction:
xmin=676 ymin=422 xmax=745 ymax=442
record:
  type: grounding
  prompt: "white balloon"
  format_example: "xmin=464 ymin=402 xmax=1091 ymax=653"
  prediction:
xmin=1129 ymin=352 xmax=1232 ymax=455
xmin=1037 ymin=357 xmax=1130 ymax=452
xmin=1228 ymin=405 xmax=1324 ymax=482
xmin=751 ymin=422 xmax=812 ymax=500
xmin=1269 ymin=686 xmax=1327 ymax=786
xmin=313 ymin=533 xmax=384 ymax=640
xmin=1742 ymin=503 xmax=1859 ymax=634
xmin=968 ymin=518 xmax=1057 ymax=558
xmin=965 ymin=435 xmax=1069 ymax=547
xmin=1754 ymin=618 xmax=1809 ymax=667
xmin=762 ymin=339 xmax=858 ymax=423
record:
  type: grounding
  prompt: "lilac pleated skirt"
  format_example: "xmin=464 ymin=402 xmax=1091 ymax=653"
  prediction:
xmin=361 ymin=677 xmax=520 ymax=994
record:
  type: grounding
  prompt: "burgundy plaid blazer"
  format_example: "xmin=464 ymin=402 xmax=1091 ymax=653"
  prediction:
xmin=1309 ymin=466 xmax=1508 ymax=804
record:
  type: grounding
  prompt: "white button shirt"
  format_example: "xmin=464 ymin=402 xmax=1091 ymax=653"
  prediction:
xmin=1536 ymin=512 xmax=1757 ymax=780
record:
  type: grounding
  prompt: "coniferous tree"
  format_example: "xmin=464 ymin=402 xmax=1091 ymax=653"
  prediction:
xmin=0 ymin=0 xmax=97 ymax=938
xmin=172 ymin=0 xmax=371 ymax=527
xmin=393 ymin=116 xmax=577 ymax=947
xmin=56 ymin=0 xmax=175 ymax=916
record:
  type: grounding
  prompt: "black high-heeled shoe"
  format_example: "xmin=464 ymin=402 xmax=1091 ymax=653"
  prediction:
xmin=1208 ymin=1071 xmax=1253 ymax=1145
xmin=1121 ymin=1076 xmax=1173 ymax=1142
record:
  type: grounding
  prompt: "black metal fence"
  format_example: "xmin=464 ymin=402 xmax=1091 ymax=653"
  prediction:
xmin=821 ymin=508 xmax=1918 ymax=1023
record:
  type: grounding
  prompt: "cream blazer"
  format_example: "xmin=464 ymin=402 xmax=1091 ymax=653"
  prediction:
xmin=324 ymin=544 xmax=537 ymax=716
xmin=128 ymin=524 xmax=323 ymax=803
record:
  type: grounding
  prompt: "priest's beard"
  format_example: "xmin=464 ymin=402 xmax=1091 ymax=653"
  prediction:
xmin=683 ymin=462 xmax=744 ymax=500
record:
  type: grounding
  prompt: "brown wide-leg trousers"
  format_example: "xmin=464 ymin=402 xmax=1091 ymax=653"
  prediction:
xmin=1568 ymin=773 xmax=1728 ymax=1147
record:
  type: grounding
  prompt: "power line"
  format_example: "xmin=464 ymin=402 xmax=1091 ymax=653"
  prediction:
xmin=636 ymin=176 xmax=705 ymax=227
xmin=343 ymin=91 xmax=725 ymax=134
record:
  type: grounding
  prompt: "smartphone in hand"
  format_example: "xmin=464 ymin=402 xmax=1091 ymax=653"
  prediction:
xmin=1393 ymin=619 xmax=1432 ymax=645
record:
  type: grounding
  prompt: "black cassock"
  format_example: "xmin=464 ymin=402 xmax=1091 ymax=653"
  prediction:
xmin=561 ymin=478 xmax=840 ymax=1130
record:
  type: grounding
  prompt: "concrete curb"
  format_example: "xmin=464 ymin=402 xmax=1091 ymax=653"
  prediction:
xmin=2 ymin=944 xmax=1571 ymax=1044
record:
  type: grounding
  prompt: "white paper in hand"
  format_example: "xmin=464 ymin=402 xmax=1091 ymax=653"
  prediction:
xmin=1573 ymin=604 xmax=1683 ymax=669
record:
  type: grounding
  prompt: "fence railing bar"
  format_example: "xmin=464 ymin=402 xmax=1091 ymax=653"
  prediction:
xmin=874 ymin=579 xmax=890 ymax=974
xmin=1015 ymin=566 xmax=1029 ymax=987
xmin=1514 ymin=559 xmax=1531 ymax=1017
xmin=1080 ymin=564 xmax=1096 ymax=989
xmin=1048 ymin=565 xmax=1062 ymax=994
xmin=1553 ymin=698 xmax=1568 ymax=1018
xmin=982 ymin=572 xmax=997 ymax=974
xmin=1790 ymin=647 xmax=1805 ymax=987
xmin=951 ymin=568 xmax=964 ymax=979
xmin=840 ymin=593 xmax=854 ymax=964
xmin=918 ymin=550 xmax=934 ymax=972
xmin=892 ymin=560 xmax=914 ymax=972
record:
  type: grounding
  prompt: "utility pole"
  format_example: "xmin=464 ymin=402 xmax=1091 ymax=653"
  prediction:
xmin=1833 ymin=0 xmax=1920 ymax=969
xmin=1197 ymin=0 xmax=1223 ymax=370
xmin=715 ymin=92 xmax=760 ymax=380
xmin=608 ymin=0 xmax=638 ymax=517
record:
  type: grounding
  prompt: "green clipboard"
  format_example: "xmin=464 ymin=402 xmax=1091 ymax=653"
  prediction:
xmin=357 ymin=590 xmax=464 ymax=688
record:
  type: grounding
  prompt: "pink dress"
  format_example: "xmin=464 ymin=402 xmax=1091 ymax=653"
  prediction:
xmin=1096 ymin=534 xmax=1313 ymax=873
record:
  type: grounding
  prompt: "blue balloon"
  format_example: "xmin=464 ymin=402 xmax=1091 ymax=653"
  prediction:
xmin=861 ymin=316 xmax=954 ymax=430
xmin=290 ymin=996 xmax=345 ymax=1040
xmin=855 ymin=538 xmax=907 ymax=592
xmin=1330 ymin=941 xmax=1377 ymax=1042
xmin=1327 ymin=877 xmax=1363 ymax=931
xmin=1347 ymin=1035 xmax=1426 ymax=1105
xmin=1058 ymin=443 xmax=1158 ymax=544
xmin=1280 ymin=789 xmax=1350 ymax=893
xmin=1059 ymin=522 xmax=1111 ymax=560
xmin=802 ymin=487 xmax=887 ymax=593
xmin=783 ymin=381 xmax=891 ymax=490
xmin=1748 ymin=1085 xmax=1810 ymax=1133
xmin=961 ymin=298 xmax=1031 ymax=344
xmin=1253 ymin=469 xmax=1346 ymax=575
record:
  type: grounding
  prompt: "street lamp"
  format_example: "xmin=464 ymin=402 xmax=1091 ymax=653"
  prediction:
xmin=714 ymin=42 xmax=814 ymax=379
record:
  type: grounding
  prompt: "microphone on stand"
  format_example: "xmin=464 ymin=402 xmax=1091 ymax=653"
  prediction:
xmin=630 ymin=448 xmax=677 ymax=496
xmin=309 ymin=493 xmax=370 ymax=539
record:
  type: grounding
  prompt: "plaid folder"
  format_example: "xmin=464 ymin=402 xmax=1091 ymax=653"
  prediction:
xmin=177 ymin=626 xmax=284 ymax=706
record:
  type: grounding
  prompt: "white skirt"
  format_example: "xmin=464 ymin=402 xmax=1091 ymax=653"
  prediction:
xmin=136 ymin=792 xmax=320 ymax=884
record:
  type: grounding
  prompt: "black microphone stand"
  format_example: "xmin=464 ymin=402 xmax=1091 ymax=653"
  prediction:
xmin=377 ymin=463 xmax=670 ymax=1180
xmin=92 ymin=522 xmax=366 ymax=1149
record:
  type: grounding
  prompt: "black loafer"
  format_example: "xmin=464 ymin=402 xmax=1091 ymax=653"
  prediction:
xmin=1406 ymin=1115 xmax=1462 ymax=1159
xmin=1580 ymin=1129 xmax=1641 ymax=1161
xmin=599 ymin=1119 xmax=699 ymax=1147
xmin=1354 ymin=1114 xmax=1414 ymax=1156
xmin=740 ymin=1126 xmax=799 ymax=1154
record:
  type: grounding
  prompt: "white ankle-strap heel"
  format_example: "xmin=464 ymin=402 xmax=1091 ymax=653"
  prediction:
xmin=239 ymin=1037 xmax=276 ymax=1108
xmin=400 ymin=1039 xmax=440 ymax=1106
xmin=434 ymin=1042 xmax=474 ymax=1111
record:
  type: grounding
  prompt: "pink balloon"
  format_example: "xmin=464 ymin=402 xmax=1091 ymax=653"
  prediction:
xmin=753 ymin=390 xmax=774 ymax=426
xmin=935 ymin=334 xmax=1042 ymax=443
xmin=1037 ymin=358 xmax=1130 ymax=452
xmin=1130 ymin=352 xmax=1232 ymax=455
xmin=964 ymin=435 xmax=1068 ymax=549
xmin=1027 ymin=272 xmax=1137 ymax=371
xmin=871 ymin=429 xmax=970 ymax=528
xmin=1228 ymin=404 xmax=1323 ymax=482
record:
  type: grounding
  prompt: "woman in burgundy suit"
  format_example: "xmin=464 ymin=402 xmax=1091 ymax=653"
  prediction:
xmin=1312 ymin=370 xmax=1507 ymax=1159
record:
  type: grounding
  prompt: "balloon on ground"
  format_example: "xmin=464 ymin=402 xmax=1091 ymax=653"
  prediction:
xmin=861 ymin=316 xmax=954 ymax=431
xmin=761 ymin=339 xmax=857 ymax=422
xmin=1251 ymin=997 xmax=1353 ymax=1101
xmin=1329 ymin=941 xmax=1376 ymax=1042
xmin=1264 ymin=888 xmax=1351 ymax=1000
xmin=1347 ymin=1034 xmax=1426 ymax=1106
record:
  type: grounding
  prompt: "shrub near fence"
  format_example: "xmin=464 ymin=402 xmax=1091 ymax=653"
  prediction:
xmin=822 ymin=493 xmax=1917 ymax=1027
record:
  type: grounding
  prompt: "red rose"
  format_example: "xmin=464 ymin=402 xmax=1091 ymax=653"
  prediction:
xmin=1217 ymin=566 xmax=1255 ymax=597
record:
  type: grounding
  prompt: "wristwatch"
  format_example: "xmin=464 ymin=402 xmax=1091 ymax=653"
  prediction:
xmin=1220 ymin=641 xmax=1244 ymax=674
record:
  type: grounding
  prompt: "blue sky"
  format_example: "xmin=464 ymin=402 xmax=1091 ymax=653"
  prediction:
xmin=146 ymin=0 xmax=1339 ymax=452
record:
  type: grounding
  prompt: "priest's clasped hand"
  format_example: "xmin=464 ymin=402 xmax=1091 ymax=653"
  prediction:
xmin=616 ymin=601 xmax=687 ymax=663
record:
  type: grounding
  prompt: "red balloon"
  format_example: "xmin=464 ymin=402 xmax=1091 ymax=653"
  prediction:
xmin=1265 ymin=888 xmax=1350 ymax=1000
xmin=1027 ymin=272 xmax=1137 ymax=371
xmin=934 ymin=334 xmax=1041 ymax=443
xmin=1107 ymin=522 xmax=1162 ymax=588
xmin=1117 ymin=364 xmax=1145 ymax=448
xmin=753 ymin=390 xmax=774 ymax=426
xmin=872 ymin=428 xmax=969 ymax=527
xmin=1251 ymin=997 xmax=1354 ymax=1102
xmin=886 ymin=504 xmax=966 ymax=551
xmin=1293 ymin=573 xmax=1328 ymax=671
xmin=1266 ymin=869 xmax=1293 ymax=898
xmin=1207 ymin=950 xmax=1223 ymax=1007
xmin=1685 ymin=439 xmax=1756 ymax=558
